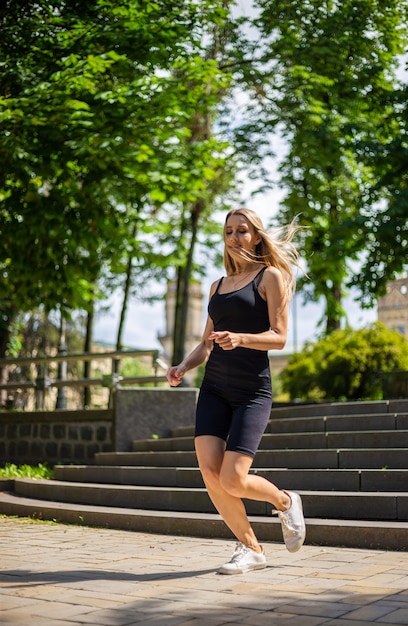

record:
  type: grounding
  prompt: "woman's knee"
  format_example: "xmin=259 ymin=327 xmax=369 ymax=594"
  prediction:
xmin=218 ymin=451 xmax=252 ymax=497
xmin=199 ymin=462 xmax=221 ymax=490
xmin=219 ymin=469 xmax=245 ymax=497
xmin=195 ymin=436 xmax=225 ymax=489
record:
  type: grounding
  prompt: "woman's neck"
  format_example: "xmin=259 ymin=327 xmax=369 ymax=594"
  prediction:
xmin=233 ymin=262 xmax=261 ymax=275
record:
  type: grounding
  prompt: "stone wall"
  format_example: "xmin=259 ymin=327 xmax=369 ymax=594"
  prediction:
xmin=113 ymin=387 xmax=198 ymax=451
xmin=0 ymin=388 xmax=200 ymax=464
xmin=0 ymin=409 xmax=113 ymax=465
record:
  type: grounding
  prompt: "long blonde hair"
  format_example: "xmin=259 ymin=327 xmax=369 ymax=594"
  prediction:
xmin=223 ymin=208 xmax=301 ymax=300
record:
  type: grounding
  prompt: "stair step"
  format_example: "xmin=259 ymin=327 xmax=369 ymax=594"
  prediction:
xmin=132 ymin=436 xmax=195 ymax=452
xmin=96 ymin=451 xmax=199 ymax=467
xmin=325 ymin=430 xmax=408 ymax=447
xmin=259 ymin=430 xmax=408 ymax=449
xmin=171 ymin=413 xmax=408 ymax=440
xmin=1 ymin=491 xmax=407 ymax=551
xmin=54 ymin=465 xmax=408 ymax=492
xmin=170 ymin=412 xmax=408 ymax=439
xmin=267 ymin=413 xmax=408 ymax=433
xmin=269 ymin=400 xmax=408 ymax=418
xmin=12 ymin=478 xmax=222 ymax=515
xmin=9 ymin=478 xmax=408 ymax=521
xmin=54 ymin=465 xmax=205 ymax=487
xmin=95 ymin=448 xmax=408 ymax=469
xmin=4 ymin=400 xmax=408 ymax=551
xmin=132 ymin=430 xmax=408 ymax=453
xmin=171 ymin=425 xmax=195 ymax=438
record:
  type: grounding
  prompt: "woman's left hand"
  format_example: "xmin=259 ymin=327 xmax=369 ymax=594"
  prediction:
xmin=209 ymin=330 xmax=241 ymax=350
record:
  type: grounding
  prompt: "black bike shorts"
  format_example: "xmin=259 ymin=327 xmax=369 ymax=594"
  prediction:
xmin=195 ymin=381 xmax=272 ymax=458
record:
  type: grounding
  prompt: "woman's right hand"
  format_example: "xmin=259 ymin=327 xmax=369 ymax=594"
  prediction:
xmin=166 ymin=364 xmax=187 ymax=386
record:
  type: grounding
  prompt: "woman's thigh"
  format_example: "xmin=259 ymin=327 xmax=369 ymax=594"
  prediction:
xmin=194 ymin=435 xmax=226 ymax=475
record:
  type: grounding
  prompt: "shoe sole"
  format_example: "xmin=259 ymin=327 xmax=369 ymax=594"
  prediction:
xmin=218 ymin=562 xmax=267 ymax=575
xmin=282 ymin=491 xmax=306 ymax=553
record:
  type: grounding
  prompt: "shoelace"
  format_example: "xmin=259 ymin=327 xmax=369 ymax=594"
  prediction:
xmin=230 ymin=542 xmax=250 ymax=563
xmin=277 ymin=509 xmax=300 ymax=534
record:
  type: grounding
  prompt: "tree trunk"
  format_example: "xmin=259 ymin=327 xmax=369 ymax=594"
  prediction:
xmin=83 ymin=301 xmax=94 ymax=407
xmin=114 ymin=226 xmax=136 ymax=372
xmin=171 ymin=203 xmax=201 ymax=367
xmin=0 ymin=304 xmax=15 ymax=406
xmin=325 ymin=284 xmax=342 ymax=334
xmin=55 ymin=314 xmax=68 ymax=409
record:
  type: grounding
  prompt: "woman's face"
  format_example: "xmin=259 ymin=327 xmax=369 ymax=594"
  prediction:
xmin=225 ymin=213 xmax=261 ymax=260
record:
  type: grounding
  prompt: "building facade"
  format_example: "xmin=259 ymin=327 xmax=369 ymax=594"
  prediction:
xmin=158 ymin=279 xmax=204 ymax=362
xmin=377 ymin=276 xmax=408 ymax=336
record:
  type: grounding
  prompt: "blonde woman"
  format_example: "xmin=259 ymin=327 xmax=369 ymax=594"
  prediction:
xmin=167 ymin=208 xmax=306 ymax=574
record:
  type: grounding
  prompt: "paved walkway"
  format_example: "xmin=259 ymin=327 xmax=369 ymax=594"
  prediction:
xmin=1 ymin=516 xmax=408 ymax=626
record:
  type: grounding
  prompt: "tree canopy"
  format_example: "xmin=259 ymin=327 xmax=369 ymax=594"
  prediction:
xmin=1 ymin=0 xmax=408 ymax=368
xmin=352 ymin=79 xmax=408 ymax=304
xmin=0 ymin=0 xmax=236 ymax=356
xmin=241 ymin=0 xmax=408 ymax=332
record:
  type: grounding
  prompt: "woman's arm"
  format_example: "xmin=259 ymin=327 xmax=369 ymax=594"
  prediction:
xmin=209 ymin=266 xmax=288 ymax=352
xmin=166 ymin=280 xmax=219 ymax=386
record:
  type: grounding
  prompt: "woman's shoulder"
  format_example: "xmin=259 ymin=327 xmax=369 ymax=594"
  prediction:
xmin=209 ymin=276 xmax=224 ymax=297
xmin=259 ymin=265 xmax=284 ymax=291
xmin=263 ymin=265 xmax=281 ymax=278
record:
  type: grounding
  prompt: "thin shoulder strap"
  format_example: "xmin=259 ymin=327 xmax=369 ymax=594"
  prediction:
xmin=214 ymin=277 xmax=224 ymax=293
xmin=254 ymin=266 xmax=267 ymax=288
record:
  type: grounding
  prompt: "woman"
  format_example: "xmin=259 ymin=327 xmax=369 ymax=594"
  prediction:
xmin=167 ymin=208 xmax=306 ymax=575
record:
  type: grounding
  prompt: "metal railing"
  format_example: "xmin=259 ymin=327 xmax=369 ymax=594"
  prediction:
xmin=0 ymin=349 xmax=169 ymax=410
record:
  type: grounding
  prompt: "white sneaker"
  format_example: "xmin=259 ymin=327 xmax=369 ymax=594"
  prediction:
xmin=218 ymin=542 xmax=266 ymax=575
xmin=274 ymin=490 xmax=306 ymax=553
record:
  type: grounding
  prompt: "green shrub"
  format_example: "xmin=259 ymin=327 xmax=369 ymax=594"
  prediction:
xmin=0 ymin=463 xmax=54 ymax=479
xmin=120 ymin=356 xmax=165 ymax=387
xmin=282 ymin=322 xmax=408 ymax=401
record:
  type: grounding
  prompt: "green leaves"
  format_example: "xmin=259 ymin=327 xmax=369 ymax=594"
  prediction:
xmin=0 ymin=0 xmax=236 ymax=333
xmin=282 ymin=322 xmax=408 ymax=401
xmin=0 ymin=463 xmax=54 ymax=479
xmin=251 ymin=0 xmax=408 ymax=332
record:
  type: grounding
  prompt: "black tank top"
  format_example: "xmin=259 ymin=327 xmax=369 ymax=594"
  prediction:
xmin=203 ymin=267 xmax=272 ymax=392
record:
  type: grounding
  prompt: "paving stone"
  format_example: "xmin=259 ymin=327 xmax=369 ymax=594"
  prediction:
xmin=380 ymin=608 xmax=408 ymax=624
xmin=322 ymin=621 xmax=408 ymax=626
xmin=340 ymin=602 xmax=401 ymax=622
xmin=1 ymin=517 xmax=408 ymax=626
xmin=271 ymin=598 xmax=357 ymax=618
xmin=238 ymin=613 xmax=328 ymax=626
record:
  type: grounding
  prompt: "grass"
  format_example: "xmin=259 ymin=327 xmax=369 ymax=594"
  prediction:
xmin=0 ymin=463 xmax=54 ymax=480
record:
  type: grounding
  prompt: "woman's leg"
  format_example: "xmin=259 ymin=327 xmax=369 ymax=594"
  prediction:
xmin=195 ymin=435 xmax=275 ymax=551
xmin=219 ymin=450 xmax=291 ymax=510
xmin=219 ymin=450 xmax=306 ymax=554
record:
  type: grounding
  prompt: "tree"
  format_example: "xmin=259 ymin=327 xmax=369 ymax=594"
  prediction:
xmin=170 ymin=132 xmax=237 ymax=366
xmin=4 ymin=308 xmax=85 ymax=409
xmin=247 ymin=0 xmax=408 ymax=333
xmin=352 ymin=81 xmax=408 ymax=304
xmin=281 ymin=322 xmax=408 ymax=401
xmin=0 ymin=0 xmax=237 ymax=362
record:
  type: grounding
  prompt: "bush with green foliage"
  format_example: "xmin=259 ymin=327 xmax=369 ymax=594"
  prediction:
xmin=119 ymin=356 xmax=165 ymax=387
xmin=282 ymin=322 xmax=408 ymax=402
xmin=0 ymin=463 xmax=54 ymax=479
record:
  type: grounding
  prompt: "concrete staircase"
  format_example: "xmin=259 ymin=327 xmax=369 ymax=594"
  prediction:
xmin=1 ymin=399 xmax=408 ymax=550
